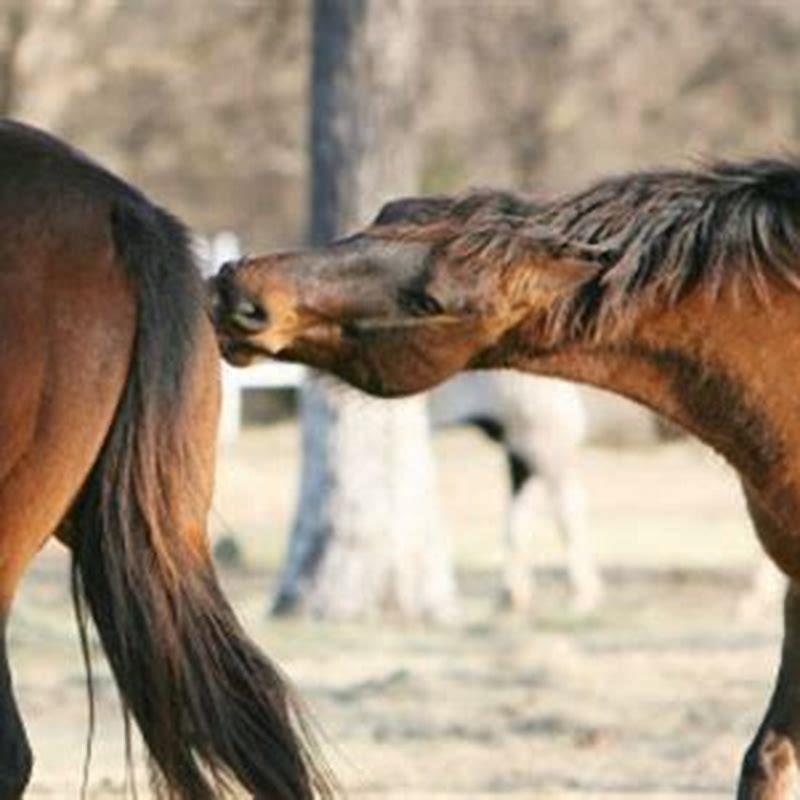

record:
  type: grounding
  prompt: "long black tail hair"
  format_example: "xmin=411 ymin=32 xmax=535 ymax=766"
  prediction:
xmin=70 ymin=191 xmax=333 ymax=799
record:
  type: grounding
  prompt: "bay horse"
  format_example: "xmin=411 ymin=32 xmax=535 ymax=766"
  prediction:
xmin=0 ymin=120 xmax=330 ymax=799
xmin=429 ymin=372 xmax=601 ymax=613
xmin=211 ymin=160 xmax=800 ymax=798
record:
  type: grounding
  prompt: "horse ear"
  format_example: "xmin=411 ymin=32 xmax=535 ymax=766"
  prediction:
xmin=373 ymin=196 xmax=454 ymax=226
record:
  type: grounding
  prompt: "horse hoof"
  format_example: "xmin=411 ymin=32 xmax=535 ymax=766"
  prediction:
xmin=738 ymin=731 xmax=799 ymax=799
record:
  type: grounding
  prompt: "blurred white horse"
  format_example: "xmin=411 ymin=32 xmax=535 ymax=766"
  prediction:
xmin=431 ymin=371 xmax=784 ymax=619
xmin=430 ymin=372 xmax=603 ymax=613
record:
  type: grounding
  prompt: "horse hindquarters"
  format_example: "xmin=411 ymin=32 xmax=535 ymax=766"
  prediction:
xmin=0 ymin=238 xmax=136 ymax=798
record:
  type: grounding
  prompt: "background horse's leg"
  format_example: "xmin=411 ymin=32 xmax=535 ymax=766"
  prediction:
xmin=518 ymin=424 xmax=602 ymax=615
xmin=545 ymin=467 xmax=603 ymax=613
xmin=499 ymin=438 xmax=602 ymax=615
xmin=493 ymin=375 xmax=600 ymax=614
xmin=499 ymin=451 xmax=537 ymax=612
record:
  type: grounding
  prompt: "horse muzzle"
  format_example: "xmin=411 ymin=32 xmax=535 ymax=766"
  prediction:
xmin=207 ymin=262 xmax=270 ymax=337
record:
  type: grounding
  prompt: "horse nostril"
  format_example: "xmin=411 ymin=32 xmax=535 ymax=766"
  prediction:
xmin=207 ymin=263 xmax=268 ymax=334
xmin=218 ymin=260 xmax=238 ymax=279
xmin=229 ymin=294 xmax=268 ymax=333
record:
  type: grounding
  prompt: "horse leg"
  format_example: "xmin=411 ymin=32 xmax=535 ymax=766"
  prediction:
xmin=739 ymin=581 xmax=800 ymax=799
xmin=499 ymin=451 xmax=538 ymax=612
xmin=0 ymin=457 xmax=115 ymax=800
xmin=545 ymin=464 xmax=602 ymax=613
xmin=0 ymin=516 xmax=38 ymax=799
xmin=0 ymin=416 xmax=130 ymax=800
xmin=0 ymin=616 xmax=31 ymax=799
xmin=739 ymin=496 xmax=800 ymax=798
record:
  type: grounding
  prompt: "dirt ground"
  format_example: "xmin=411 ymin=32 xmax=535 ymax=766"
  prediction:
xmin=10 ymin=422 xmax=783 ymax=798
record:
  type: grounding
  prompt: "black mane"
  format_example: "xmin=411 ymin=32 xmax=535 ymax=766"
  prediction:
xmin=539 ymin=159 xmax=800 ymax=333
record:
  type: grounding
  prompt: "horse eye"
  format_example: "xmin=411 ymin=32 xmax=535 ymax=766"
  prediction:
xmin=397 ymin=288 xmax=445 ymax=317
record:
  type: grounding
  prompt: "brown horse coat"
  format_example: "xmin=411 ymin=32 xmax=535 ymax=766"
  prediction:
xmin=0 ymin=120 xmax=331 ymax=800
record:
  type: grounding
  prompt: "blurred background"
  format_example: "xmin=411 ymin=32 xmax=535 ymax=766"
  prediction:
xmin=4 ymin=0 xmax=799 ymax=797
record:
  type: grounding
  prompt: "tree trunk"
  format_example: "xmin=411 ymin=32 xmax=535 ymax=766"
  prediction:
xmin=0 ymin=2 xmax=27 ymax=116
xmin=272 ymin=0 xmax=457 ymax=623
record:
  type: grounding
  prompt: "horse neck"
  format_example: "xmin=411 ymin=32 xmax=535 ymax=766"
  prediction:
xmin=498 ymin=281 xmax=800 ymax=514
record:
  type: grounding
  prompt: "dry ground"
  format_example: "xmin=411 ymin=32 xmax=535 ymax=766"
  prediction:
xmin=11 ymin=421 xmax=782 ymax=798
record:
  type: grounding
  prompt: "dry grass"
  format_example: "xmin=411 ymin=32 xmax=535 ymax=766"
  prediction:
xmin=12 ymin=424 xmax=777 ymax=798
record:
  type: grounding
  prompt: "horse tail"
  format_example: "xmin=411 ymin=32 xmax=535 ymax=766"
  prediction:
xmin=71 ymin=193 xmax=333 ymax=799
